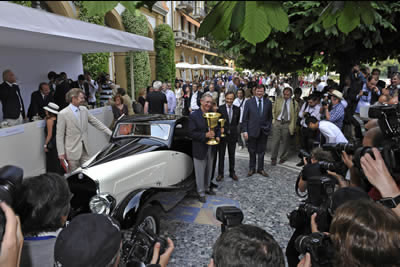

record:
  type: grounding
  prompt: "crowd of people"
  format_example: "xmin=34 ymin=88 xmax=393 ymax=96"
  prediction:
xmin=1 ymin=65 xmax=400 ymax=267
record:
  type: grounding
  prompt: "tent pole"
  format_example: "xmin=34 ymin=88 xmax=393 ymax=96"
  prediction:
xmin=130 ymin=52 xmax=135 ymax=100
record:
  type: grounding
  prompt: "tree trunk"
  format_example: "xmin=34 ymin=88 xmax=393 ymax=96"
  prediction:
xmin=289 ymin=72 xmax=299 ymax=89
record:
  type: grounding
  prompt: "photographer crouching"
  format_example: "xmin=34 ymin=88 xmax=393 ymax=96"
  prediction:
xmin=286 ymin=148 xmax=337 ymax=267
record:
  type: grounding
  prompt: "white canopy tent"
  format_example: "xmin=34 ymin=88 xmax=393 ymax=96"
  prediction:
xmin=0 ymin=1 xmax=153 ymax=119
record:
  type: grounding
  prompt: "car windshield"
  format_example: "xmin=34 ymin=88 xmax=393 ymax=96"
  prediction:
xmin=113 ymin=122 xmax=171 ymax=141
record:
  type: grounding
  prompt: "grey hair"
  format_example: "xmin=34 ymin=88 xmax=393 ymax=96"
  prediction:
xmin=201 ymin=93 xmax=213 ymax=101
xmin=153 ymin=81 xmax=162 ymax=90
xmin=66 ymin=88 xmax=84 ymax=103
xmin=2 ymin=69 xmax=12 ymax=81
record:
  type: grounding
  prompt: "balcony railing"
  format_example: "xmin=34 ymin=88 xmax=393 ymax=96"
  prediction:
xmin=192 ymin=7 xmax=206 ymax=20
xmin=174 ymin=30 xmax=210 ymax=50
xmin=176 ymin=1 xmax=194 ymax=13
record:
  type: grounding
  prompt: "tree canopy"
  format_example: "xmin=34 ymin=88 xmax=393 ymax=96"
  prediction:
xmin=198 ymin=1 xmax=400 ymax=78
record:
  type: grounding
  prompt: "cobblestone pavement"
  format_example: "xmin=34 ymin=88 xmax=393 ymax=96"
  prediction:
xmin=159 ymin=147 xmax=303 ymax=267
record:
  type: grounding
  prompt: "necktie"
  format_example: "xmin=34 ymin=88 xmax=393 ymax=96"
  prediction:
xmin=282 ymin=100 xmax=288 ymax=121
xmin=228 ymin=106 xmax=232 ymax=123
xmin=76 ymin=108 xmax=81 ymax=125
xmin=258 ymin=99 xmax=262 ymax=116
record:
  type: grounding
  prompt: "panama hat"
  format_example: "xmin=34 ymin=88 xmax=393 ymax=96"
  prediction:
xmin=329 ymin=90 xmax=343 ymax=100
xmin=43 ymin=102 xmax=59 ymax=115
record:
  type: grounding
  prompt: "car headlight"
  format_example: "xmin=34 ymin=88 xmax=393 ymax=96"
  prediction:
xmin=89 ymin=193 xmax=116 ymax=215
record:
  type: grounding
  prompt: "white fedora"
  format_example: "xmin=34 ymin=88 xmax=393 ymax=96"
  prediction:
xmin=43 ymin=102 xmax=60 ymax=115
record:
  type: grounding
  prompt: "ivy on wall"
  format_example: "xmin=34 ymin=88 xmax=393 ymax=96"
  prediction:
xmin=11 ymin=1 xmax=31 ymax=7
xmin=74 ymin=1 xmax=109 ymax=79
xmin=122 ymin=10 xmax=151 ymax=99
xmin=154 ymin=24 xmax=175 ymax=85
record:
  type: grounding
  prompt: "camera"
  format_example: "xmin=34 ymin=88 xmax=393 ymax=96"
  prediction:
xmin=362 ymin=91 xmax=369 ymax=96
xmin=303 ymin=112 xmax=311 ymax=118
xmin=216 ymin=206 xmax=244 ymax=233
xmin=321 ymin=100 xmax=330 ymax=106
xmin=0 ymin=166 xmax=23 ymax=249
xmin=368 ymin=104 xmax=400 ymax=139
xmin=295 ymin=232 xmax=334 ymax=267
xmin=298 ymin=149 xmax=311 ymax=164
xmin=121 ymin=221 xmax=168 ymax=264
xmin=322 ymin=143 xmax=356 ymax=155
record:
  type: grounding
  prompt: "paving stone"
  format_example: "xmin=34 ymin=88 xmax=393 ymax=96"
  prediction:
xmin=157 ymin=157 xmax=300 ymax=267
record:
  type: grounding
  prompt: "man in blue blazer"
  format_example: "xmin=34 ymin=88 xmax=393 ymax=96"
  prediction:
xmin=188 ymin=93 xmax=220 ymax=203
xmin=242 ymin=84 xmax=273 ymax=177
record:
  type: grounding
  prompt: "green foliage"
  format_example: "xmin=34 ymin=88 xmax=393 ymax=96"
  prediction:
xmin=122 ymin=10 xmax=151 ymax=98
xmin=199 ymin=1 xmax=383 ymax=45
xmin=75 ymin=1 xmax=109 ymax=79
xmin=11 ymin=1 xmax=31 ymax=7
xmin=154 ymin=24 xmax=175 ymax=85
xmin=197 ymin=1 xmax=289 ymax=45
xmin=81 ymin=1 xmax=157 ymax=17
xmin=214 ymin=1 xmax=400 ymax=78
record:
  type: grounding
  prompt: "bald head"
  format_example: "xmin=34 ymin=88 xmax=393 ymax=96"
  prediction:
xmin=363 ymin=126 xmax=384 ymax=147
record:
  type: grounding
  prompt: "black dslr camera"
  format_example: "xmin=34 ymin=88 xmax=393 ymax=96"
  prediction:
xmin=295 ymin=232 xmax=334 ymax=267
xmin=352 ymin=104 xmax=400 ymax=188
xmin=216 ymin=206 xmax=244 ymax=233
xmin=0 ymin=166 xmax=23 ymax=249
xmin=289 ymin=175 xmax=336 ymax=232
xmin=121 ymin=221 xmax=168 ymax=265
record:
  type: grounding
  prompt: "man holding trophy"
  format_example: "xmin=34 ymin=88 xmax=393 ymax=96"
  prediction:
xmin=188 ymin=93 xmax=221 ymax=203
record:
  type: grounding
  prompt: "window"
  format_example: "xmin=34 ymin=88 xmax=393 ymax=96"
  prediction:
xmin=114 ymin=122 xmax=171 ymax=141
xmin=188 ymin=22 xmax=191 ymax=33
xmin=181 ymin=16 xmax=185 ymax=31
xmin=163 ymin=16 xmax=166 ymax=23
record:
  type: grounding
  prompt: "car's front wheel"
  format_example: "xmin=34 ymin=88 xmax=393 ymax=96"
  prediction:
xmin=135 ymin=205 xmax=161 ymax=235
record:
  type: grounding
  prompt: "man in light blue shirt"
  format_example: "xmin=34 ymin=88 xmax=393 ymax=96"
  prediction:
xmin=355 ymin=77 xmax=380 ymax=114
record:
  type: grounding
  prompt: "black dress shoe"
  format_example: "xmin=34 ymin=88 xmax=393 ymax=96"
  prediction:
xmin=199 ymin=196 xmax=206 ymax=203
xmin=247 ymin=170 xmax=255 ymax=177
xmin=257 ymin=170 xmax=270 ymax=177
xmin=230 ymin=173 xmax=239 ymax=181
xmin=296 ymin=160 xmax=305 ymax=167
xmin=210 ymin=182 xmax=218 ymax=189
xmin=206 ymin=189 xmax=216 ymax=195
xmin=216 ymin=175 xmax=224 ymax=182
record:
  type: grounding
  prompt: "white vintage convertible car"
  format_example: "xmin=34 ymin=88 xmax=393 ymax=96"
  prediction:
xmin=67 ymin=114 xmax=195 ymax=234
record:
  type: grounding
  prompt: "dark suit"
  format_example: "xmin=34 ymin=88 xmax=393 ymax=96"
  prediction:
xmin=27 ymin=90 xmax=53 ymax=120
xmin=54 ymin=80 xmax=71 ymax=110
xmin=0 ymin=82 xmax=25 ymax=120
xmin=188 ymin=108 xmax=219 ymax=196
xmin=242 ymin=96 xmax=273 ymax=171
xmin=217 ymin=104 xmax=240 ymax=176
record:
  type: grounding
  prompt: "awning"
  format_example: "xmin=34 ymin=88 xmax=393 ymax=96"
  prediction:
xmin=0 ymin=1 xmax=153 ymax=53
xmin=180 ymin=11 xmax=200 ymax=27
xmin=176 ymin=62 xmax=233 ymax=71
xmin=181 ymin=44 xmax=218 ymax=57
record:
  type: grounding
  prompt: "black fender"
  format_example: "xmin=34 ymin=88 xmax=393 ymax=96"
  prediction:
xmin=113 ymin=183 xmax=193 ymax=229
xmin=113 ymin=188 xmax=164 ymax=229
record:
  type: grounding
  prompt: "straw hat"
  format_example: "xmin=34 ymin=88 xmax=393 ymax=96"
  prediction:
xmin=329 ymin=90 xmax=343 ymax=100
xmin=43 ymin=102 xmax=60 ymax=115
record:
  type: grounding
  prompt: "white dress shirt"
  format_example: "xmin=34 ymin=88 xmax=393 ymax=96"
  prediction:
xmin=233 ymin=98 xmax=246 ymax=123
xmin=69 ymin=104 xmax=80 ymax=123
xmin=319 ymin=120 xmax=348 ymax=144
xmin=190 ymin=91 xmax=199 ymax=110
xmin=277 ymin=99 xmax=291 ymax=121
xmin=299 ymin=103 xmax=321 ymax=127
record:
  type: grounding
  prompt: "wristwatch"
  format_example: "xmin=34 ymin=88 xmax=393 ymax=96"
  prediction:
xmin=378 ymin=194 xmax=400 ymax=209
xmin=44 ymin=144 xmax=47 ymax=148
